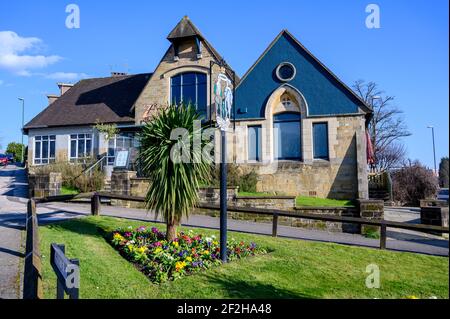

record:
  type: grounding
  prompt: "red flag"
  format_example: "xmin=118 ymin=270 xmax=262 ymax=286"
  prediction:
xmin=366 ymin=130 xmax=375 ymax=165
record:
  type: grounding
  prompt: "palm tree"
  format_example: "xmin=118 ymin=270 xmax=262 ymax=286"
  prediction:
xmin=138 ymin=103 xmax=211 ymax=241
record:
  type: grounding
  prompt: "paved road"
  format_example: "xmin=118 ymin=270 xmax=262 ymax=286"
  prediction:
xmin=0 ymin=164 xmax=28 ymax=299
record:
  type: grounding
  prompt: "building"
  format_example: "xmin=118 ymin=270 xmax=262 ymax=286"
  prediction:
xmin=23 ymin=16 xmax=372 ymax=199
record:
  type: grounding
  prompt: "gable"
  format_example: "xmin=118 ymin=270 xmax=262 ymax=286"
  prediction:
xmin=235 ymin=31 xmax=369 ymax=119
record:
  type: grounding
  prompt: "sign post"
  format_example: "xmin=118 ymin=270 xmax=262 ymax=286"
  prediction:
xmin=50 ymin=243 xmax=80 ymax=299
xmin=210 ymin=59 xmax=236 ymax=263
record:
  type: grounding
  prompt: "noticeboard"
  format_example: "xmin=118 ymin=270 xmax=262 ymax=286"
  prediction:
xmin=114 ymin=150 xmax=129 ymax=168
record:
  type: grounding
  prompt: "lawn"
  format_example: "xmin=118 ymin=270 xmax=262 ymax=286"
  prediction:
xmin=296 ymin=196 xmax=354 ymax=207
xmin=60 ymin=186 xmax=80 ymax=195
xmin=39 ymin=216 xmax=448 ymax=299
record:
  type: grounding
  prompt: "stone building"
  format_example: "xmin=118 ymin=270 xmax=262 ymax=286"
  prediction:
xmin=23 ymin=16 xmax=372 ymax=200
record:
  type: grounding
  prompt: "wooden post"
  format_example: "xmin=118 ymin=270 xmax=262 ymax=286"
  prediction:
xmin=380 ymin=223 xmax=387 ymax=249
xmin=272 ymin=213 xmax=279 ymax=237
xmin=91 ymin=194 xmax=101 ymax=216
xmin=23 ymin=198 xmax=43 ymax=299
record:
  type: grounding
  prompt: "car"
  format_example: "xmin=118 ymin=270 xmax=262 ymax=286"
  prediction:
xmin=0 ymin=154 xmax=8 ymax=166
xmin=5 ymin=153 xmax=14 ymax=163
xmin=437 ymin=188 xmax=449 ymax=202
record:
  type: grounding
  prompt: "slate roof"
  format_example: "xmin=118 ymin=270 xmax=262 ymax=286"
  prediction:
xmin=23 ymin=73 xmax=151 ymax=132
xmin=167 ymin=15 xmax=203 ymax=40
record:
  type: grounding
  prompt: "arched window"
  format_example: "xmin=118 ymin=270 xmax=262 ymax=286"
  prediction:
xmin=273 ymin=112 xmax=301 ymax=160
xmin=171 ymin=72 xmax=207 ymax=116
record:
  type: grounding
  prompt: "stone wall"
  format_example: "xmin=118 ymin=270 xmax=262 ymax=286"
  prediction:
xmin=28 ymin=172 xmax=62 ymax=198
xmin=420 ymin=200 xmax=449 ymax=233
xmin=234 ymin=196 xmax=295 ymax=211
xmin=357 ymin=199 xmax=384 ymax=235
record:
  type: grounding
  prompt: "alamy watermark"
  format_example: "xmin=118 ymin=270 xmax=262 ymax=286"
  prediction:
xmin=366 ymin=4 xmax=381 ymax=29
xmin=365 ymin=263 xmax=380 ymax=289
xmin=66 ymin=4 xmax=80 ymax=29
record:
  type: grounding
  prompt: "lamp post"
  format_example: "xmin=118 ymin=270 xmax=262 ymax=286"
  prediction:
xmin=18 ymin=98 xmax=25 ymax=164
xmin=427 ymin=126 xmax=437 ymax=175
xmin=210 ymin=59 xmax=236 ymax=263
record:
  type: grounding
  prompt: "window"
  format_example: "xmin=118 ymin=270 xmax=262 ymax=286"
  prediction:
xmin=275 ymin=62 xmax=296 ymax=82
xmin=273 ymin=112 xmax=301 ymax=160
xmin=107 ymin=133 xmax=134 ymax=165
xmin=171 ymin=72 xmax=207 ymax=116
xmin=34 ymin=135 xmax=56 ymax=165
xmin=313 ymin=123 xmax=329 ymax=160
xmin=248 ymin=125 xmax=262 ymax=162
xmin=281 ymin=95 xmax=292 ymax=108
xmin=70 ymin=134 xmax=92 ymax=161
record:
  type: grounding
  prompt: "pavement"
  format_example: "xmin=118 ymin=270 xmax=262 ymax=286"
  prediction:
xmin=0 ymin=165 xmax=448 ymax=299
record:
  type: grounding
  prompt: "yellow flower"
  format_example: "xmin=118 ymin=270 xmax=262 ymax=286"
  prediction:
xmin=113 ymin=233 xmax=124 ymax=241
xmin=172 ymin=241 xmax=179 ymax=248
xmin=175 ymin=261 xmax=186 ymax=271
xmin=154 ymin=247 xmax=163 ymax=254
xmin=136 ymin=246 xmax=148 ymax=254
xmin=203 ymin=250 xmax=210 ymax=255
xmin=405 ymin=295 xmax=419 ymax=299
xmin=185 ymin=256 xmax=192 ymax=262
xmin=212 ymin=241 xmax=219 ymax=246
xmin=127 ymin=244 xmax=135 ymax=252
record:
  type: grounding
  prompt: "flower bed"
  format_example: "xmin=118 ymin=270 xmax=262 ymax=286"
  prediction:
xmin=109 ymin=226 xmax=266 ymax=283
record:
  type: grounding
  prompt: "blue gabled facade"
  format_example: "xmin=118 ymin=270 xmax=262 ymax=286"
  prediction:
xmin=235 ymin=31 xmax=367 ymax=119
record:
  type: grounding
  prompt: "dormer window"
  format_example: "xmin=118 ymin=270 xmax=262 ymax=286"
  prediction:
xmin=171 ymin=72 xmax=207 ymax=117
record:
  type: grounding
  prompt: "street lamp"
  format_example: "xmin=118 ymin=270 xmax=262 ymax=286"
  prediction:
xmin=427 ymin=125 xmax=437 ymax=175
xmin=18 ymin=98 xmax=25 ymax=164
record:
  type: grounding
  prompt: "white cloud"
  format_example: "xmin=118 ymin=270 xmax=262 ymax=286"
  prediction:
xmin=0 ymin=80 xmax=3 ymax=86
xmin=45 ymin=72 xmax=89 ymax=81
xmin=0 ymin=31 xmax=62 ymax=75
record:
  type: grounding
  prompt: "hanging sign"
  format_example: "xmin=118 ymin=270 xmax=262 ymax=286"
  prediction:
xmin=214 ymin=73 xmax=233 ymax=131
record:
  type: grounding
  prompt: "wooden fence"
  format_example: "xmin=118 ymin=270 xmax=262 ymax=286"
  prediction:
xmin=24 ymin=191 xmax=449 ymax=298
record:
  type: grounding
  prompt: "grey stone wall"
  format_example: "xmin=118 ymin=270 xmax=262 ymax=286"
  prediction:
xmin=28 ymin=172 xmax=62 ymax=198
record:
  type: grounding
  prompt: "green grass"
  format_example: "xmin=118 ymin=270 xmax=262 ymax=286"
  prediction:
xmin=39 ymin=216 xmax=449 ymax=299
xmin=60 ymin=186 xmax=80 ymax=195
xmin=296 ymin=196 xmax=355 ymax=207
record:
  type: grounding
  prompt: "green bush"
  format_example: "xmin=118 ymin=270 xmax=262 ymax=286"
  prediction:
xmin=209 ymin=164 xmax=258 ymax=193
xmin=32 ymin=161 xmax=104 ymax=193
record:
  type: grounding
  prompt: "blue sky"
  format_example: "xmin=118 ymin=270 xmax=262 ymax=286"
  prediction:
xmin=0 ymin=0 xmax=448 ymax=168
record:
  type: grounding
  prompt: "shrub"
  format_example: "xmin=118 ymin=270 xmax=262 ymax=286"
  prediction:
xmin=31 ymin=161 xmax=104 ymax=193
xmin=210 ymin=164 xmax=258 ymax=193
xmin=392 ymin=161 xmax=439 ymax=206
xmin=109 ymin=226 xmax=265 ymax=283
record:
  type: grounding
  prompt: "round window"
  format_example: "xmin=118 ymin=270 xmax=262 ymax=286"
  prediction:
xmin=276 ymin=62 xmax=296 ymax=82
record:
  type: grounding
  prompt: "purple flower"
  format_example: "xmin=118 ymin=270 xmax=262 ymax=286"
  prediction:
xmin=151 ymin=227 xmax=159 ymax=234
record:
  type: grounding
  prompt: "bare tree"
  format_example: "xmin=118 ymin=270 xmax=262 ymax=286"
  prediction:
xmin=376 ymin=142 xmax=407 ymax=171
xmin=353 ymin=80 xmax=411 ymax=171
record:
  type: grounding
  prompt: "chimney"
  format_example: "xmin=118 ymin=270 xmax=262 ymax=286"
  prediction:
xmin=57 ymin=83 xmax=74 ymax=96
xmin=47 ymin=94 xmax=59 ymax=105
xmin=111 ymin=71 xmax=128 ymax=77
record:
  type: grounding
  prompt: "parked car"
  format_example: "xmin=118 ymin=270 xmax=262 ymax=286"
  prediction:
xmin=5 ymin=153 xmax=14 ymax=163
xmin=437 ymin=188 xmax=449 ymax=202
xmin=0 ymin=154 xmax=8 ymax=166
